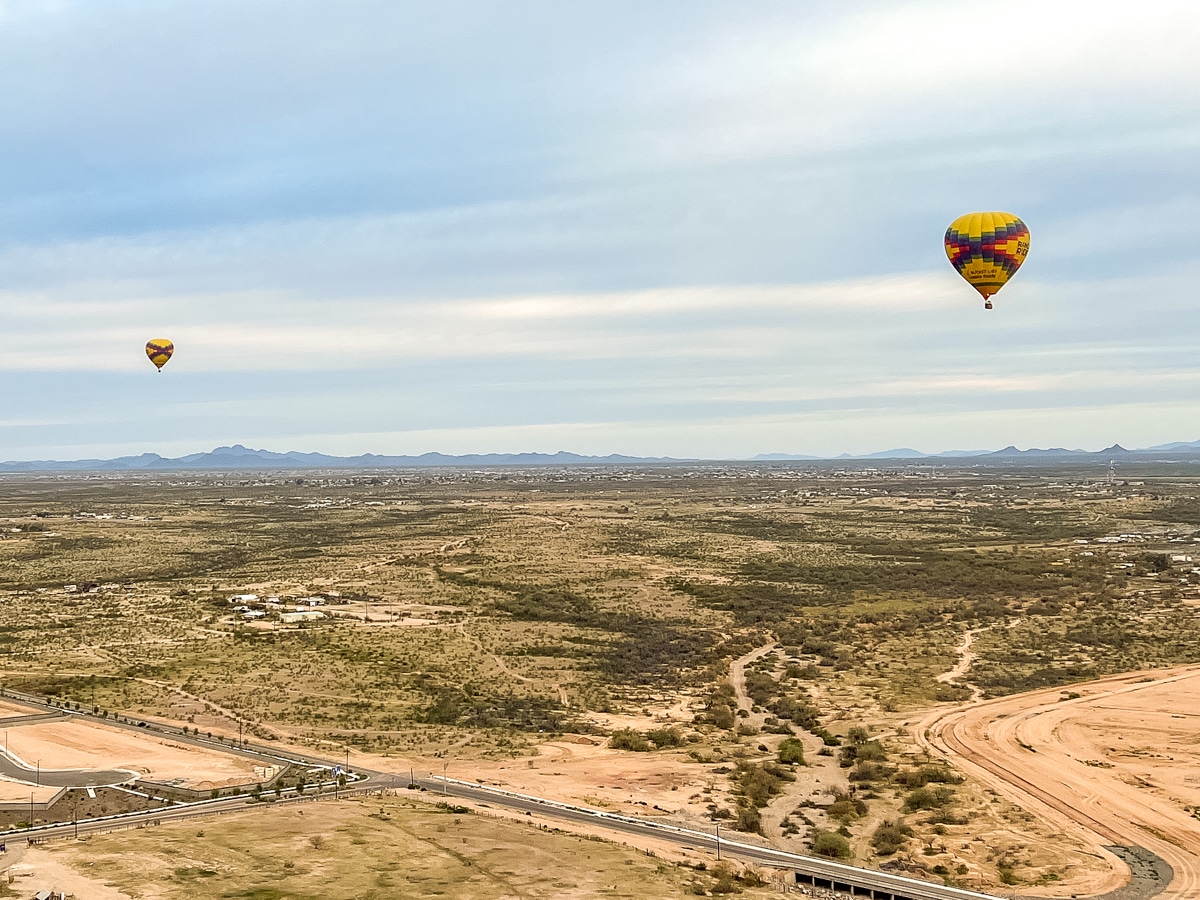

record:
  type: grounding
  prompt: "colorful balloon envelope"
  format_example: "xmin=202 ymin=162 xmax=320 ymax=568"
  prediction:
xmin=944 ymin=212 xmax=1029 ymax=309
xmin=145 ymin=338 xmax=174 ymax=371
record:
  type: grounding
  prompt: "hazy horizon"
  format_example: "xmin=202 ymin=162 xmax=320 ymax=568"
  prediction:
xmin=4 ymin=435 xmax=1199 ymax=468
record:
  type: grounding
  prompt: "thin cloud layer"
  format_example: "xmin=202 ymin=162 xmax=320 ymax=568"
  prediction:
xmin=0 ymin=1 xmax=1197 ymax=459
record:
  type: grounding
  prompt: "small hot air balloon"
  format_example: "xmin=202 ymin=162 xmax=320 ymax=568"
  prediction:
xmin=146 ymin=338 xmax=174 ymax=372
xmin=945 ymin=212 xmax=1029 ymax=309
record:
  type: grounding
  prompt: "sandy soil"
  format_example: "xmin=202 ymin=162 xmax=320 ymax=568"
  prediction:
xmin=0 ymin=699 xmax=44 ymax=717
xmin=0 ymin=782 xmax=61 ymax=803
xmin=373 ymin=643 xmax=851 ymax=858
xmin=918 ymin=663 xmax=1200 ymax=899
xmin=2 ymin=719 xmax=263 ymax=790
xmin=8 ymin=847 xmax=132 ymax=900
xmin=936 ymin=627 xmax=985 ymax=702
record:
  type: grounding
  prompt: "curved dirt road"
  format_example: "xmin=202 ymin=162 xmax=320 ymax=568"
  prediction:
xmin=917 ymin=664 xmax=1200 ymax=899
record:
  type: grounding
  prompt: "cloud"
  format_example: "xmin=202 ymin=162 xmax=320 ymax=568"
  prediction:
xmin=0 ymin=2 xmax=1197 ymax=458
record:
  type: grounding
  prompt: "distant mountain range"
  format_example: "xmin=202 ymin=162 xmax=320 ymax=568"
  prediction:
xmin=0 ymin=445 xmax=680 ymax=472
xmin=1 ymin=440 xmax=1199 ymax=472
xmin=753 ymin=440 xmax=1200 ymax=462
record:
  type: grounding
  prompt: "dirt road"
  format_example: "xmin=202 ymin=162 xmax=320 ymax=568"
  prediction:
xmin=729 ymin=643 xmax=776 ymax=715
xmin=936 ymin=627 xmax=986 ymax=702
xmin=917 ymin=664 xmax=1200 ymax=899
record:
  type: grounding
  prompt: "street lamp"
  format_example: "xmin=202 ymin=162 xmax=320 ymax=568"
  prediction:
xmin=715 ymin=822 xmax=721 ymax=861
xmin=35 ymin=759 xmax=40 ymax=786
xmin=442 ymin=760 xmax=448 ymax=795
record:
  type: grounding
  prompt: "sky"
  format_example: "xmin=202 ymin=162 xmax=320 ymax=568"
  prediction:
xmin=1 ymin=0 xmax=1199 ymax=461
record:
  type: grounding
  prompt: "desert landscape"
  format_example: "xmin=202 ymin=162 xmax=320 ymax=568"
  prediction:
xmin=0 ymin=461 xmax=1198 ymax=897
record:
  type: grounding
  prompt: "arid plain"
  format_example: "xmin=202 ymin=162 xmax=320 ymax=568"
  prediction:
xmin=1 ymin=462 xmax=1199 ymax=898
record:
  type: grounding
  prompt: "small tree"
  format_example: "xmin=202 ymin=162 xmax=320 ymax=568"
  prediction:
xmin=778 ymin=738 xmax=806 ymax=765
xmin=811 ymin=830 xmax=851 ymax=859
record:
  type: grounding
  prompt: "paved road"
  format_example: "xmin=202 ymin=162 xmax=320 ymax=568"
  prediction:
xmin=0 ymin=689 xmax=1005 ymax=900
xmin=0 ymin=752 xmax=133 ymax=789
xmin=9 ymin=773 xmax=1004 ymax=900
xmin=413 ymin=776 xmax=1005 ymax=900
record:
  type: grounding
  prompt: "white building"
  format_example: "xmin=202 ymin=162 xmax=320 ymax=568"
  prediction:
xmin=280 ymin=610 xmax=326 ymax=624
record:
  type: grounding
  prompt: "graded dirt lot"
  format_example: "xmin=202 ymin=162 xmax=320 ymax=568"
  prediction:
xmin=0 ymin=699 xmax=43 ymax=717
xmin=3 ymin=719 xmax=262 ymax=790
xmin=0 ymin=782 xmax=60 ymax=803
xmin=920 ymin=664 xmax=1200 ymax=899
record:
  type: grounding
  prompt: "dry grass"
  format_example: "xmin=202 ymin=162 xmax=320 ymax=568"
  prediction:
xmin=39 ymin=795 xmax=778 ymax=899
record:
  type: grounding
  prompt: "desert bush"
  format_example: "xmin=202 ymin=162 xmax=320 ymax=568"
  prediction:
xmin=768 ymin=695 xmax=822 ymax=729
xmin=733 ymin=761 xmax=795 ymax=811
xmin=735 ymin=804 xmax=762 ymax=834
xmin=895 ymin=765 xmax=963 ymax=788
xmin=870 ymin=821 xmax=912 ymax=855
xmin=777 ymin=737 xmax=806 ymax=765
xmin=609 ymin=728 xmax=652 ymax=752
xmin=903 ymin=786 xmax=955 ymax=812
xmin=825 ymin=792 xmax=867 ymax=823
xmin=646 ymin=726 xmax=684 ymax=749
xmin=849 ymin=761 xmax=896 ymax=782
xmin=811 ymin=830 xmax=852 ymax=859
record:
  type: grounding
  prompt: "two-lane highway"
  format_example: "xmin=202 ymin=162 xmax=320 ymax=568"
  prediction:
xmin=0 ymin=690 xmax=1005 ymax=900
xmin=413 ymin=775 xmax=1006 ymax=900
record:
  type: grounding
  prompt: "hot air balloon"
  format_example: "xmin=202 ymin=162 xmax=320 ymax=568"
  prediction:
xmin=145 ymin=338 xmax=174 ymax=372
xmin=944 ymin=212 xmax=1029 ymax=309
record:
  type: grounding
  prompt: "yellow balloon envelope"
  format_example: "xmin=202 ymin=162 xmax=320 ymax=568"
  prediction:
xmin=944 ymin=211 xmax=1029 ymax=309
xmin=146 ymin=338 xmax=174 ymax=371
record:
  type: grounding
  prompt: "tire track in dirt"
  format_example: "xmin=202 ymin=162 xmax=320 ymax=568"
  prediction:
xmin=916 ymin=665 xmax=1200 ymax=899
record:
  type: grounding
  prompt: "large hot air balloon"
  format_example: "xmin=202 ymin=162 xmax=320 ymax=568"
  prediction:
xmin=145 ymin=338 xmax=174 ymax=372
xmin=944 ymin=212 xmax=1029 ymax=309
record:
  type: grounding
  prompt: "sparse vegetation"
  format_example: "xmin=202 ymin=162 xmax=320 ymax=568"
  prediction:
xmin=2 ymin=464 xmax=1199 ymax=895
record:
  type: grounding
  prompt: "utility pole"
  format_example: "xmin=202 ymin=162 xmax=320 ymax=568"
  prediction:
xmin=35 ymin=760 xmax=39 ymax=787
xmin=715 ymin=822 xmax=720 ymax=861
xmin=28 ymin=793 xmax=33 ymax=830
xmin=442 ymin=760 xmax=448 ymax=795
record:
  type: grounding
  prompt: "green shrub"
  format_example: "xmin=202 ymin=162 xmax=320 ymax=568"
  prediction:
xmin=811 ymin=830 xmax=852 ymax=859
xmin=870 ymin=821 xmax=912 ymax=856
xmin=646 ymin=727 xmax=684 ymax=749
xmin=777 ymin=738 xmax=806 ymax=765
xmin=855 ymin=740 xmax=887 ymax=762
xmin=735 ymin=804 xmax=762 ymax=834
xmin=848 ymin=761 xmax=895 ymax=782
xmin=903 ymin=786 xmax=955 ymax=812
xmin=825 ymin=792 xmax=867 ymax=822
xmin=609 ymin=728 xmax=652 ymax=752
xmin=895 ymin=765 xmax=963 ymax=788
